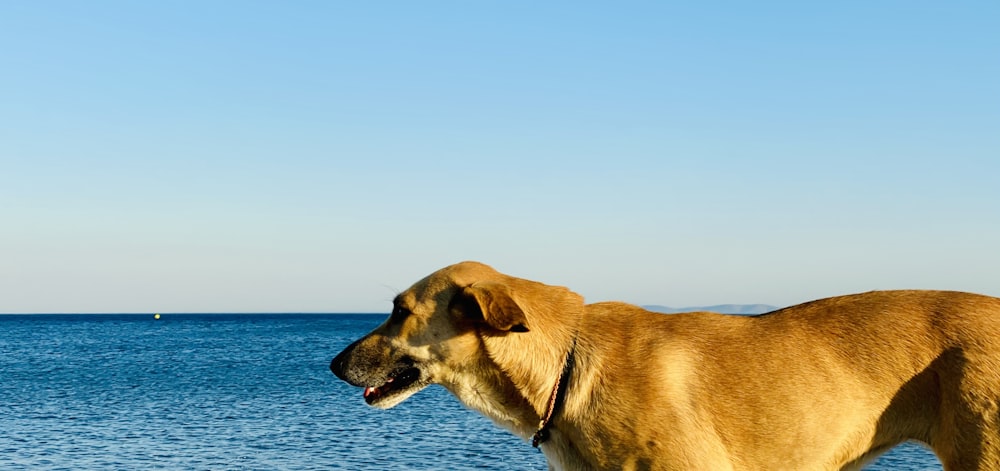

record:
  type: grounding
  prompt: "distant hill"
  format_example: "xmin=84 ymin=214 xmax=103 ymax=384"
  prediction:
xmin=642 ymin=304 xmax=779 ymax=315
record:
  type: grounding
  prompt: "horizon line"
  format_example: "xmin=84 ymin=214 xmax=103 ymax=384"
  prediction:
xmin=0 ymin=311 xmax=390 ymax=316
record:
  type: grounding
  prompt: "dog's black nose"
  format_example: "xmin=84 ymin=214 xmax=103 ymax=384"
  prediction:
xmin=330 ymin=351 xmax=348 ymax=380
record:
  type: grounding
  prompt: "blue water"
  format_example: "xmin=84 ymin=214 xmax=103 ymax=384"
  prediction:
xmin=1 ymin=314 xmax=941 ymax=470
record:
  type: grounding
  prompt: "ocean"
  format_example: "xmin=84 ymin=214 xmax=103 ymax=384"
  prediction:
xmin=1 ymin=314 xmax=941 ymax=470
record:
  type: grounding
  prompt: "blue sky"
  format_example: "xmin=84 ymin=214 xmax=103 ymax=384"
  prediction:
xmin=2 ymin=1 xmax=997 ymax=313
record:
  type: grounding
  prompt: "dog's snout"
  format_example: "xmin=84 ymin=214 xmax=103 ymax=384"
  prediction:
xmin=331 ymin=336 xmax=390 ymax=387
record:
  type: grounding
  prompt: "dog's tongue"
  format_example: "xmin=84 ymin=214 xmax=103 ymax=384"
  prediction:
xmin=363 ymin=377 xmax=394 ymax=399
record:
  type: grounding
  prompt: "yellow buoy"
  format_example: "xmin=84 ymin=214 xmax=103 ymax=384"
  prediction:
xmin=154 ymin=313 xmax=161 ymax=320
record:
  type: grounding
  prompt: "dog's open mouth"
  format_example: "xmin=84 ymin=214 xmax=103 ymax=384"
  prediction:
xmin=363 ymin=366 xmax=422 ymax=405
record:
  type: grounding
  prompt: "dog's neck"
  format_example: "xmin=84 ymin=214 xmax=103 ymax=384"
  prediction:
xmin=496 ymin=328 xmax=590 ymax=471
xmin=440 ymin=326 xmax=581 ymax=441
xmin=439 ymin=345 xmax=539 ymax=438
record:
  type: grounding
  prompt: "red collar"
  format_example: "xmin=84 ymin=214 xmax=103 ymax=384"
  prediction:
xmin=532 ymin=336 xmax=578 ymax=448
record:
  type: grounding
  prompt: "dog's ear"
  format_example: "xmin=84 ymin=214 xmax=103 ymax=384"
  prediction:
xmin=451 ymin=282 xmax=530 ymax=333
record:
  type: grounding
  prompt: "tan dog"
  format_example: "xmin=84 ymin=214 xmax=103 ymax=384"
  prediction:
xmin=330 ymin=261 xmax=1000 ymax=470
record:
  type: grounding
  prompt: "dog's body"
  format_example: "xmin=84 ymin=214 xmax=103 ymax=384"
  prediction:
xmin=331 ymin=261 xmax=1000 ymax=470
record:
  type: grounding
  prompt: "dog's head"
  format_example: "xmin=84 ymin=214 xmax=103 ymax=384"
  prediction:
xmin=330 ymin=261 xmax=582 ymax=411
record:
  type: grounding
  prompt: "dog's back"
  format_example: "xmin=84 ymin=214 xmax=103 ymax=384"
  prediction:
xmin=571 ymin=290 xmax=1000 ymax=470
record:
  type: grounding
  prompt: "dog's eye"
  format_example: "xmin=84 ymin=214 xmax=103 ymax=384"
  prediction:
xmin=391 ymin=305 xmax=411 ymax=322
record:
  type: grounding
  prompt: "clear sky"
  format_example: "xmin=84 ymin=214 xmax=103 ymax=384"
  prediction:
xmin=2 ymin=1 xmax=998 ymax=313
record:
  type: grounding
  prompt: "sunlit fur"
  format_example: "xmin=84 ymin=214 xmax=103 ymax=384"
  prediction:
xmin=332 ymin=261 xmax=1000 ymax=471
